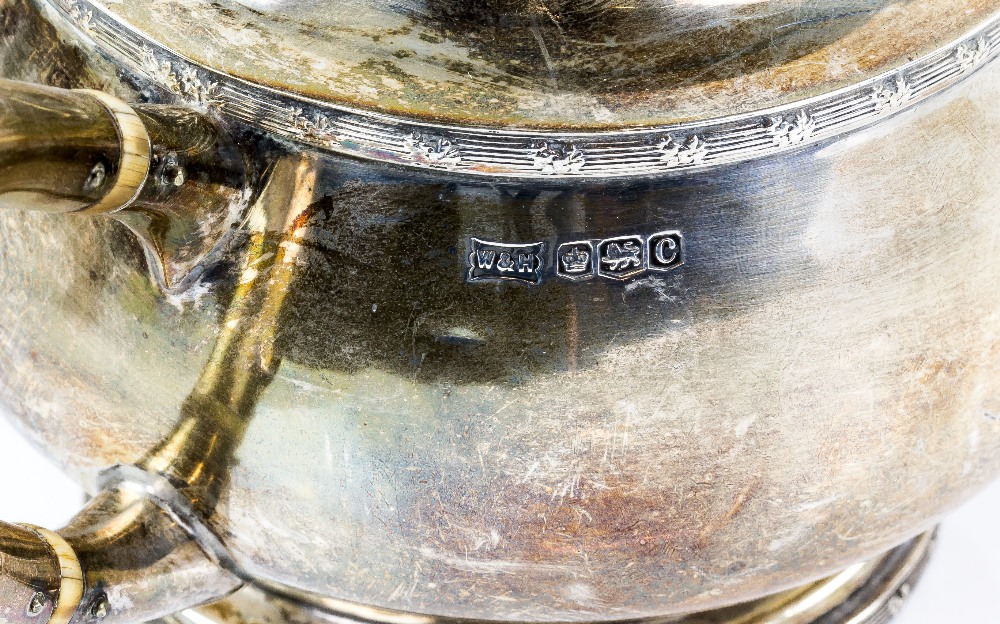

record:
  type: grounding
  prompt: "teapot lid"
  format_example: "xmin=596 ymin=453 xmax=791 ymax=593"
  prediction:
xmin=48 ymin=0 xmax=1000 ymax=177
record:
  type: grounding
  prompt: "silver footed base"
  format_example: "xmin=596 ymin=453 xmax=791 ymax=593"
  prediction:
xmin=168 ymin=530 xmax=935 ymax=624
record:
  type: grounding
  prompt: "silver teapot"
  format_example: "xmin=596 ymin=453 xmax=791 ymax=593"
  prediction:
xmin=2 ymin=1 xmax=1000 ymax=624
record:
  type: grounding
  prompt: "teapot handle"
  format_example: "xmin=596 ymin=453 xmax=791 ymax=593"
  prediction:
xmin=0 ymin=522 xmax=81 ymax=624
xmin=0 ymin=78 xmax=250 ymax=291
xmin=0 ymin=80 xmax=149 ymax=214
xmin=0 ymin=153 xmax=320 ymax=624
xmin=0 ymin=79 xmax=272 ymax=624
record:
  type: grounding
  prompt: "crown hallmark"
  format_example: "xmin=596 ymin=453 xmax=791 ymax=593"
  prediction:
xmin=556 ymin=241 xmax=596 ymax=281
xmin=561 ymin=246 xmax=591 ymax=273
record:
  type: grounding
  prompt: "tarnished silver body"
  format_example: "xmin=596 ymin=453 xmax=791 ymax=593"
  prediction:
xmin=2 ymin=0 xmax=1000 ymax=622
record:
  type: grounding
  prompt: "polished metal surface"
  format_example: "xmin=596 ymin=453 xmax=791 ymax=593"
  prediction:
xmin=1 ymin=0 xmax=1000 ymax=623
xmin=36 ymin=0 xmax=1000 ymax=177
xmin=164 ymin=531 xmax=937 ymax=624
xmin=3 ymin=71 xmax=1000 ymax=618
xmin=39 ymin=0 xmax=1000 ymax=129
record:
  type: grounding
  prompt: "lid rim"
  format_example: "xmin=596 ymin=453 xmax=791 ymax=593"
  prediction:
xmin=47 ymin=0 xmax=1000 ymax=179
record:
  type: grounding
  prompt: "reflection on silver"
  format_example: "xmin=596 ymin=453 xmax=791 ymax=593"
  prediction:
xmin=45 ymin=0 xmax=1000 ymax=178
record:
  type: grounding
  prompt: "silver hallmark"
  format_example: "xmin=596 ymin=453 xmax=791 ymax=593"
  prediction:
xmin=468 ymin=239 xmax=545 ymax=285
xmin=597 ymin=235 xmax=646 ymax=281
xmin=556 ymin=241 xmax=596 ymax=281
xmin=647 ymin=231 xmax=684 ymax=272
xmin=470 ymin=233 xmax=684 ymax=284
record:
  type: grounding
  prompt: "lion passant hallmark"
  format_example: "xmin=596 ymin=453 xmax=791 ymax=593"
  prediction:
xmin=468 ymin=231 xmax=684 ymax=285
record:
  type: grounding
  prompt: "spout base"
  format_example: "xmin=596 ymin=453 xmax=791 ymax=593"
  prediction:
xmin=158 ymin=530 xmax=935 ymax=624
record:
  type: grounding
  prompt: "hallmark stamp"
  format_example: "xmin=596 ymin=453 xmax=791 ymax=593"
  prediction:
xmin=470 ymin=232 xmax=683 ymax=285
xmin=647 ymin=231 xmax=684 ymax=272
xmin=556 ymin=241 xmax=595 ymax=281
xmin=597 ymin=235 xmax=646 ymax=281
xmin=468 ymin=239 xmax=545 ymax=284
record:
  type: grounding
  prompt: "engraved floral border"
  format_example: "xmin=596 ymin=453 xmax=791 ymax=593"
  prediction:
xmin=47 ymin=0 xmax=1000 ymax=179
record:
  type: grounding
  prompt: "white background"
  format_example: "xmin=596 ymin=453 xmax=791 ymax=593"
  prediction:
xmin=0 ymin=412 xmax=997 ymax=623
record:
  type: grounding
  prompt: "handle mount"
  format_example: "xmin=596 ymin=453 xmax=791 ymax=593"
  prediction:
xmin=0 ymin=79 xmax=250 ymax=291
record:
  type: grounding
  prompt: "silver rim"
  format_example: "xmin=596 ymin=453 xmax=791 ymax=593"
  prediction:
xmin=48 ymin=0 xmax=1000 ymax=179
